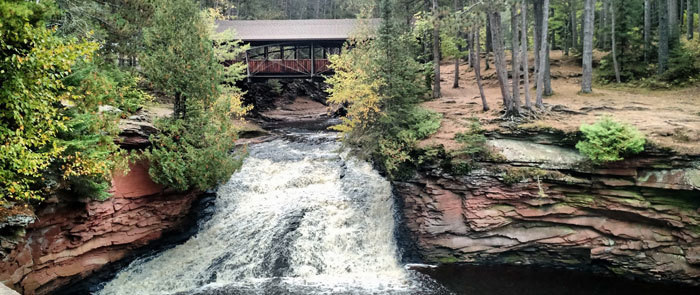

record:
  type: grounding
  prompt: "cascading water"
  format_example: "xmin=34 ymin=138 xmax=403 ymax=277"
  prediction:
xmin=98 ymin=132 xmax=439 ymax=295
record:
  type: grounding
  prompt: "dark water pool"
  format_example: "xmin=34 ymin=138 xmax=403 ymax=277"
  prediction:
xmin=417 ymin=264 xmax=700 ymax=295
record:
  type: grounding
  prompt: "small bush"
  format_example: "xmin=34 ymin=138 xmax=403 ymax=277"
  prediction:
xmin=575 ymin=117 xmax=645 ymax=164
xmin=375 ymin=107 xmax=442 ymax=178
xmin=660 ymin=42 xmax=700 ymax=85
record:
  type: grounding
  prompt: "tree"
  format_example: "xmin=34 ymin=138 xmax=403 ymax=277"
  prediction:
xmin=471 ymin=25 xmax=489 ymax=111
xmin=432 ymin=0 xmax=441 ymax=98
xmin=489 ymin=10 xmax=517 ymax=115
xmin=659 ymin=0 xmax=670 ymax=73
xmin=687 ymin=0 xmax=694 ymax=39
xmin=142 ymin=6 xmax=250 ymax=192
xmin=611 ymin=0 xmax=621 ymax=83
xmin=521 ymin=0 xmax=532 ymax=109
xmin=511 ymin=3 xmax=521 ymax=111
xmin=669 ymin=0 xmax=679 ymax=46
xmin=536 ymin=0 xmax=551 ymax=108
xmin=453 ymin=0 xmax=462 ymax=89
xmin=1 ymin=0 xmax=100 ymax=202
xmin=142 ymin=0 xmax=220 ymax=119
xmin=581 ymin=0 xmax=595 ymax=93
xmin=644 ymin=0 xmax=651 ymax=62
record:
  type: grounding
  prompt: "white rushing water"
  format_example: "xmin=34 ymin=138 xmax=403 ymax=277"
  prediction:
xmin=99 ymin=133 xmax=430 ymax=295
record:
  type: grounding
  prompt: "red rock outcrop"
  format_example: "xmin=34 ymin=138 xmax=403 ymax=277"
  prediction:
xmin=396 ymin=138 xmax=700 ymax=285
xmin=0 ymin=161 xmax=198 ymax=295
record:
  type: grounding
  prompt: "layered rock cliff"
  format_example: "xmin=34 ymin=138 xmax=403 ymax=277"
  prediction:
xmin=0 ymin=161 xmax=198 ymax=294
xmin=396 ymin=134 xmax=700 ymax=285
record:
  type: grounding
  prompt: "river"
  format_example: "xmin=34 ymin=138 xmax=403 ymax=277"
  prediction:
xmin=76 ymin=129 xmax=699 ymax=295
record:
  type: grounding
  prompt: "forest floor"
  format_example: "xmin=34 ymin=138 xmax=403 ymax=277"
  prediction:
xmin=420 ymin=50 xmax=700 ymax=155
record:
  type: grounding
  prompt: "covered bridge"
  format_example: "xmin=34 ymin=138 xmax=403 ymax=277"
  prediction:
xmin=215 ymin=19 xmax=379 ymax=79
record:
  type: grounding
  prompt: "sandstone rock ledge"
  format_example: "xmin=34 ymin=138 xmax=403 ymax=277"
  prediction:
xmin=396 ymin=138 xmax=700 ymax=285
xmin=0 ymin=161 xmax=198 ymax=295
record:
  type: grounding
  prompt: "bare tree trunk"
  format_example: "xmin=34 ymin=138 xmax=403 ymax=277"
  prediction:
xmin=534 ymin=0 xmax=542 ymax=83
xmin=571 ymin=5 xmax=578 ymax=49
xmin=489 ymin=11 xmax=516 ymax=115
xmin=611 ymin=0 xmax=621 ymax=83
xmin=669 ymin=0 xmax=680 ymax=47
xmin=471 ymin=28 xmax=489 ymax=111
xmin=688 ymin=0 xmax=694 ymax=38
xmin=511 ymin=3 xmax=521 ymax=110
xmin=601 ymin=0 xmax=609 ymax=49
xmin=522 ymin=0 xmax=532 ymax=109
xmin=660 ymin=0 xmax=670 ymax=73
xmin=645 ymin=0 xmax=651 ymax=62
xmin=485 ymin=19 xmax=492 ymax=70
xmin=536 ymin=0 xmax=551 ymax=108
xmin=453 ymin=0 xmax=461 ymax=88
xmin=432 ymin=0 xmax=441 ymax=98
xmin=582 ymin=0 xmax=595 ymax=93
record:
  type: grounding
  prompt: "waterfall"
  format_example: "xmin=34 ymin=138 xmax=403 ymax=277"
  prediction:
xmin=98 ymin=133 xmax=431 ymax=295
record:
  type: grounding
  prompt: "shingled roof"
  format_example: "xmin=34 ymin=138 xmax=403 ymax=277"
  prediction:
xmin=215 ymin=19 xmax=380 ymax=42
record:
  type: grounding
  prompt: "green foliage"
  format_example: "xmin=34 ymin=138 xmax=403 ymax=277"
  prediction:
xmin=143 ymin=115 xmax=244 ymax=192
xmin=376 ymin=107 xmax=442 ymax=177
xmin=141 ymin=4 xmax=250 ymax=192
xmin=55 ymin=110 xmax=126 ymax=200
xmin=55 ymin=0 xmax=155 ymax=63
xmin=142 ymin=0 xmax=220 ymax=119
xmin=63 ymin=62 xmax=153 ymax=114
xmin=575 ymin=117 xmax=646 ymax=164
xmin=327 ymin=0 xmax=441 ymax=178
xmin=659 ymin=39 xmax=700 ymax=85
xmin=0 ymin=0 xmax=101 ymax=202
xmin=449 ymin=118 xmax=487 ymax=175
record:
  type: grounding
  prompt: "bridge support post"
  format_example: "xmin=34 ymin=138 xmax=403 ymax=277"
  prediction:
xmin=310 ymin=43 xmax=315 ymax=78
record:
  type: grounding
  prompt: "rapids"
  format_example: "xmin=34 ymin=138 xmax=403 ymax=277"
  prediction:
xmin=97 ymin=132 xmax=437 ymax=295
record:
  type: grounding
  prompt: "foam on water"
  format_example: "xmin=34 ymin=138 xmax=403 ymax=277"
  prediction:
xmin=98 ymin=134 xmax=428 ymax=295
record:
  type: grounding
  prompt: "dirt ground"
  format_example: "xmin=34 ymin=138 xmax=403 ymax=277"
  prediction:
xmin=420 ymin=50 xmax=700 ymax=154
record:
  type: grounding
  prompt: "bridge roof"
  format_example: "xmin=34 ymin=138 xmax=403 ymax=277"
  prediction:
xmin=215 ymin=18 xmax=380 ymax=42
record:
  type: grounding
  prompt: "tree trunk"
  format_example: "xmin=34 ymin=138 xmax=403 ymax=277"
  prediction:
xmin=582 ymin=0 xmax=595 ymax=93
xmin=669 ymin=0 xmax=680 ymax=47
xmin=534 ymin=0 xmax=542 ymax=82
xmin=645 ymin=0 xmax=651 ymax=62
xmin=511 ymin=3 xmax=521 ymax=111
xmin=611 ymin=0 xmax=621 ymax=83
xmin=536 ymin=0 xmax=551 ymax=108
xmin=602 ymin=0 xmax=609 ymax=49
xmin=688 ymin=0 xmax=694 ymax=39
xmin=453 ymin=0 xmax=461 ymax=88
xmin=489 ymin=11 xmax=515 ymax=114
xmin=545 ymin=6 xmax=553 ymax=96
xmin=174 ymin=92 xmax=181 ymax=119
xmin=571 ymin=6 xmax=578 ymax=49
xmin=471 ymin=28 xmax=489 ymax=111
xmin=659 ymin=0 xmax=670 ymax=73
xmin=522 ymin=0 xmax=532 ymax=109
xmin=432 ymin=0 xmax=441 ymax=98
xmin=485 ymin=18 xmax=492 ymax=70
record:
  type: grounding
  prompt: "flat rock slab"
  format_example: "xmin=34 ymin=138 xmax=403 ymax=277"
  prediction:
xmin=487 ymin=139 xmax=586 ymax=168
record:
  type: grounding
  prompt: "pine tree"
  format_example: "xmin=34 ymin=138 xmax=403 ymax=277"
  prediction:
xmin=142 ymin=0 xmax=220 ymax=119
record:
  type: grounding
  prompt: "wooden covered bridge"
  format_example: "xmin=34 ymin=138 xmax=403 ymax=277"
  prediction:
xmin=215 ymin=19 xmax=379 ymax=79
